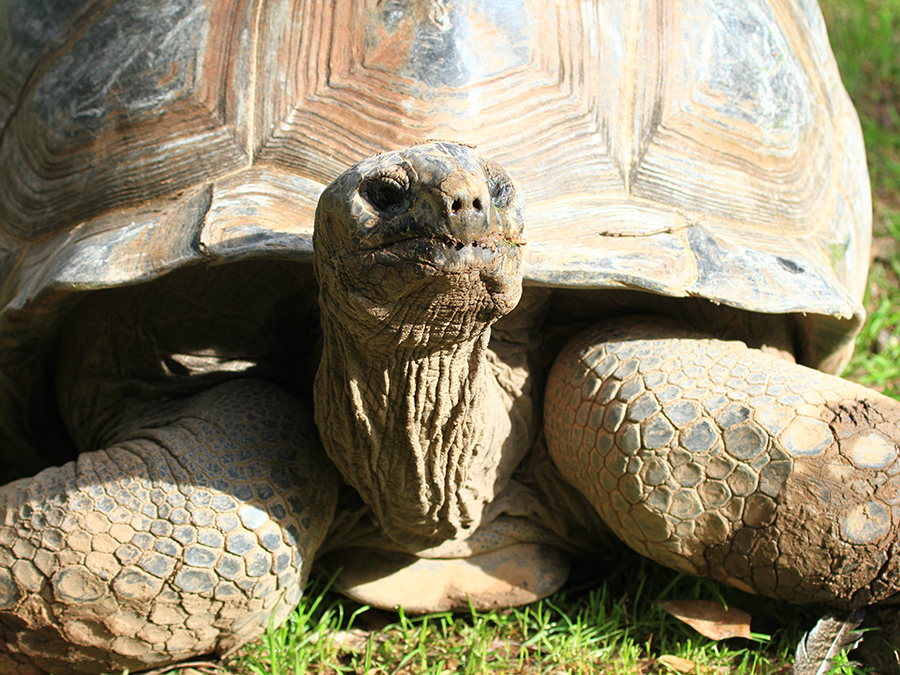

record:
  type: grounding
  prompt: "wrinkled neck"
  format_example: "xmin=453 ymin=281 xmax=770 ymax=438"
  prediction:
xmin=314 ymin=304 xmax=521 ymax=552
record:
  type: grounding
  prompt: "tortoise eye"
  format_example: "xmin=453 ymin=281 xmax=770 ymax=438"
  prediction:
xmin=361 ymin=175 xmax=408 ymax=212
xmin=489 ymin=174 xmax=513 ymax=209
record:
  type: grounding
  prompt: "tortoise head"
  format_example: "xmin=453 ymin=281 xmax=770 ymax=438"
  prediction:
xmin=313 ymin=142 xmax=525 ymax=347
xmin=312 ymin=143 xmax=528 ymax=549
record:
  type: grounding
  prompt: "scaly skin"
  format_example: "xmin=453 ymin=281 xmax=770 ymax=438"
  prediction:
xmin=545 ymin=317 xmax=900 ymax=608
xmin=0 ymin=380 xmax=338 ymax=675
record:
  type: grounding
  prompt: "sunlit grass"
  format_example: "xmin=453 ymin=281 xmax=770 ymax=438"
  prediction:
xmin=823 ymin=0 xmax=900 ymax=406
xmin=223 ymin=552 xmax=810 ymax=675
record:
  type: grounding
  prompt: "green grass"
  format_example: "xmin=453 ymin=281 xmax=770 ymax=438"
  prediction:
xmin=219 ymin=554 xmax=811 ymax=675
xmin=129 ymin=552 xmax=823 ymax=675
xmin=149 ymin=2 xmax=900 ymax=674
xmin=825 ymin=0 xmax=900 ymax=400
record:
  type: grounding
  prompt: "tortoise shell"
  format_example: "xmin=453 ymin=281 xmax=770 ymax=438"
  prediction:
xmin=0 ymin=0 xmax=870 ymax=472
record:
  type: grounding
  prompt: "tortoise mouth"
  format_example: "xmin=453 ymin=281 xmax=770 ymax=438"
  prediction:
xmin=358 ymin=232 xmax=523 ymax=273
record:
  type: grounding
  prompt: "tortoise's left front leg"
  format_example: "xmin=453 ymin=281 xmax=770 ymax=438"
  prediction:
xmin=544 ymin=316 xmax=900 ymax=608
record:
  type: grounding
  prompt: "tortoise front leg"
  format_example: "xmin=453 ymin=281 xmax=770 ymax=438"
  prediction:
xmin=544 ymin=316 xmax=900 ymax=608
xmin=0 ymin=379 xmax=339 ymax=675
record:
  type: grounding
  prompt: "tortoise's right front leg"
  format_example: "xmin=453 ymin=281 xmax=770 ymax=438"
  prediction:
xmin=0 ymin=379 xmax=339 ymax=675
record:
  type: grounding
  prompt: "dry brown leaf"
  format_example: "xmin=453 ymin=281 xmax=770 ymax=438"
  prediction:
xmin=659 ymin=654 xmax=730 ymax=675
xmin=659 ymin=654 xmax=697 ymax=672
xmin=660 ymin=600 xmax=753 ymax=640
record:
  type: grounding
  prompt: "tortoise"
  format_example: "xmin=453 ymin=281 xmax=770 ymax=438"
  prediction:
xmin=0 ymin=0 xmax=884 ymax=672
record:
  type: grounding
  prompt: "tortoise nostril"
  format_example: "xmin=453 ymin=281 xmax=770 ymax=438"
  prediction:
xmin=451 ymin=197 xmax=482 ymax=213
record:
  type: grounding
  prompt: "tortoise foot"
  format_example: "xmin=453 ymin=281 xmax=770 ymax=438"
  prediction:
xmin=323 ymin=542 xmax=569 ymax=613
xmin=545 ymin=317 xmax=900 ymax=607
xmin=0 ymin=380 xmax=338 ymax=675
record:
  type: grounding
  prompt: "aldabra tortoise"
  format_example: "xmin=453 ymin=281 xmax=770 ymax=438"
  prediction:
xmin=0 ymin=0 xmax=881 ymax=673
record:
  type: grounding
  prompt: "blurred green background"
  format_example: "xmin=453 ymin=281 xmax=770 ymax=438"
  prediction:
xmin=828 ymin=0 xmax=900 ymax=399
